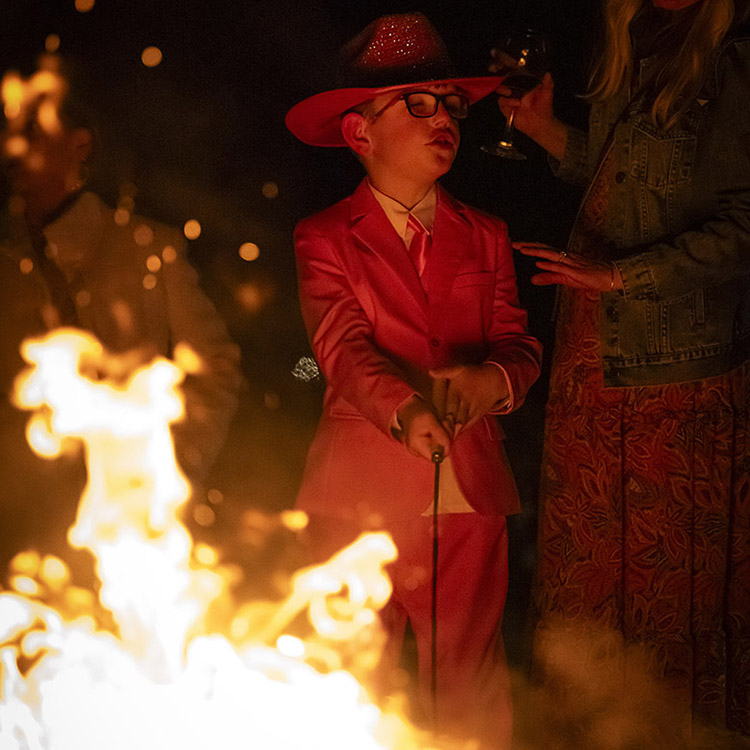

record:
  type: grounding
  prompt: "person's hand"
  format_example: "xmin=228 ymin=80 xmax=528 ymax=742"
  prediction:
xmin=396 ymin=396 xmax=452 ymax=461
xmin=492 ymin=68 xmax=556 ymax=141
xmin=513 ymin=241 xmax=623 ymax=292
xmin=429 ymin=364 xmax=509 ymax=435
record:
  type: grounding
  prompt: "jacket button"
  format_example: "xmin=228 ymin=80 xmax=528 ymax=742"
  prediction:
xmin=615 ymin=171 xmax=626 ymax=183
xmin=429 ymin=337 xmax=441 ymax=348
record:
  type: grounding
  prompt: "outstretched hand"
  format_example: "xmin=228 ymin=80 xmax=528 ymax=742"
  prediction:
xmin=513 ymin=241 xmax=623 ymax=292
xmin=429 ymin=364 xmax=509 ymax=435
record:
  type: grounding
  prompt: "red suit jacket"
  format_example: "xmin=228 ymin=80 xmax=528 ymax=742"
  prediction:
xmin=294 ymin=179 xmax=541 ymax=527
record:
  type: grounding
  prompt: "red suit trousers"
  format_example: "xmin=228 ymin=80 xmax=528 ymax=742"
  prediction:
xmin=304 ymin=512 xmax=512 ymax=749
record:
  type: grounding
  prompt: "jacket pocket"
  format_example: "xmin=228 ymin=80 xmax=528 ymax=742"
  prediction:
xmin=453 ymin=271 xmax=492 ymax=288
xmin=630 ymin=122 xmax=699 ymax=189
xmin=644 ymin=287 xmax=736 ymax=357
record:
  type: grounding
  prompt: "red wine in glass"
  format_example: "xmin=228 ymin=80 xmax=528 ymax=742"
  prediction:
xmin=501 ymin=72 xmax=543 ymax=99
xmin=482 ymin=29 xmax=549 ymax=160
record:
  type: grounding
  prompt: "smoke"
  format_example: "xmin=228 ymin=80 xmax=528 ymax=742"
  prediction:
xmin=510 ymin=620 xmax=746 ymax=750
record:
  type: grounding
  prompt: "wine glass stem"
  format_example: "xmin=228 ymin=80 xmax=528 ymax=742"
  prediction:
xmin=500 ymin=107 xmax=517 ymax=147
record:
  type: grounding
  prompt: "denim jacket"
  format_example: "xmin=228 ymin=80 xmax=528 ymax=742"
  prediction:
xmin=554 ymin=35 xmax=750 ymax=386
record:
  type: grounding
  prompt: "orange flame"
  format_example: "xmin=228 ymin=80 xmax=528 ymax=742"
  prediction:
xmin=0 ymin=329 xmax=437 ymax=750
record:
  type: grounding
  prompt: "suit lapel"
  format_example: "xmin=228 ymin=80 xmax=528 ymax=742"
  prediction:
xmin=423 ymin=186 xmax=472 ymax=315
xmin=349 ymin=180 xmax=428 ymax=312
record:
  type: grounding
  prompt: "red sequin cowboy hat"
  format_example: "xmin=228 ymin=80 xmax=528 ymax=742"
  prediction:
xmin=286 ymin=12 xmax=502 ymax=147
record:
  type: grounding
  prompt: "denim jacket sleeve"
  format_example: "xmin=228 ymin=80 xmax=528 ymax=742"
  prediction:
xmin=548 ymin=125 xmax=590 ymax=187
xmin=615 ymin=39 xmax=750 ymax=302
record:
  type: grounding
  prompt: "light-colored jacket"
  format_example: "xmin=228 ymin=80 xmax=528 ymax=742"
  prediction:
xmin=0 ymin=191 xmax=242 ymax=482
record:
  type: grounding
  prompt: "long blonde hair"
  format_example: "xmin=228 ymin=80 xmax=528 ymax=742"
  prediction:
xmin=588 ymin=0 xmax=735 ymax=129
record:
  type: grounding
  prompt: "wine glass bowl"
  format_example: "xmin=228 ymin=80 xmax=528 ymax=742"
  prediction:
xmin=482 ymin=29 xmax=549 ymax=160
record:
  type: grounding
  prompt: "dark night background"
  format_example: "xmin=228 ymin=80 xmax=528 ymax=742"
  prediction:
xmin=2 ymin=0 xmax=600 ymax=664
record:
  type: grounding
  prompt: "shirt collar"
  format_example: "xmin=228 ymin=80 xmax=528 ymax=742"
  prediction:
xmin=367 ymin=180 xmax=437 ymax=241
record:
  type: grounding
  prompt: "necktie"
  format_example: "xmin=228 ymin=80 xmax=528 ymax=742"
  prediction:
xmin=407 ymin=213 xmax=431 ymax=277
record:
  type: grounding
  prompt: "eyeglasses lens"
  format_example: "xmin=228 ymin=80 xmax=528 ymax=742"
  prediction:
xmin=403 ymin=92 xmax=468 ymax=119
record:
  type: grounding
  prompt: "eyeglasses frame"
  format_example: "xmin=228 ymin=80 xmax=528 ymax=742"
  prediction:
xmin=367 ymin=89 xmax=470 ymax=122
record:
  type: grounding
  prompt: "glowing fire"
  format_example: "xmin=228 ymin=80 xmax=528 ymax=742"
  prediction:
xmin=0 ymin=329 xmax=435 ymax=750
xmin=2 ymin=65 xmax=66 ymax=162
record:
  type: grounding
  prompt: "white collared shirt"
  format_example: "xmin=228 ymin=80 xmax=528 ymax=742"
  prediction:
xmin=368 ymin=180 xmax=436 ymax=243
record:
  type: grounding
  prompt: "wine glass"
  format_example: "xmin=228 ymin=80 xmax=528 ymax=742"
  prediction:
xmin=482 ymin=29 xmax=549 ymax=160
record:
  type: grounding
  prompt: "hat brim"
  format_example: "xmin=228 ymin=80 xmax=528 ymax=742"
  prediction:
xmin=285 ymin=76 xmax=503 ymax=147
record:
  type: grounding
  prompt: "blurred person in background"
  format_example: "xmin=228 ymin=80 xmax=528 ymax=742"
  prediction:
xmin=0 ymin=57 xmax=242 ymax=585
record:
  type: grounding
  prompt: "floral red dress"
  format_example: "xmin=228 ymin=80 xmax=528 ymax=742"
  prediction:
xmin=534 ymin=153 xmax=750 ymax=738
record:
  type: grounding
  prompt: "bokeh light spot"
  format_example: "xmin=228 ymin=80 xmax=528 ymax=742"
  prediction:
xmin=2 ymin=73 xmax=24 ymax=119
xmin=239 ymin=242 xmax=260 ymax=262
xmin=5 ymin=135 xmax=28 ymax=158
xmin=235 ymin=277 xmax=275 ymax=315
xmin=183 ymin=219 xmax=201 ymax=240
xmin=193 ymin=504 xmax=216 ymax=528
xmin=261 ymin=181 xmax=279 ymax=199
xmin=133 ymin=224 xmax=154 ymax=247
xmin=162 ymin=245 xmax=178 ymax=264
xmin=19 ymin=257 xmax=34 ymax=274
xmin=141 ymin=46 xmax=163 ymax=68
xmin=280 ymin=510 xmax=309 ymax=531
xmin=207 ymin=488 xmax=224 ymax=505
xmin=10 ymin=551 xmax=40 ymax=576
xmin=236 ymin=283 xmax=262 ymax=313
xmin=142 ymin=273 xmax=157 ymax=290
xmin=10 ymin=576 xmax=38 ymax=595
xmin=40 ymin=556 xmax=70 ymax=588
xmin=146 ymin=254 xmax=162 ymax=273
xmin=194 ymin=544 xmax=217 ymax=566
xmin=114 ymin=207 xmax=130 ymax=226
xmin=45 ymin=35 xmax=61 ymax=54
xmin=75 ymin=0 xmax=95 ymax=12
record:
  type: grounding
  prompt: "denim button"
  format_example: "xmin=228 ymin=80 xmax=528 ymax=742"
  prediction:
xmin=615 ymin=171 xmax=626 ymax=183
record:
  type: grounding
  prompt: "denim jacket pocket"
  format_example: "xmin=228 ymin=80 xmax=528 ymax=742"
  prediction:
xmin=627 ymin=107 xmax=708 ymax=241
xmin=640 ymin=286 xmax=740 ymax=359
xmin=629 ymin=116 xmax=701 ymax=189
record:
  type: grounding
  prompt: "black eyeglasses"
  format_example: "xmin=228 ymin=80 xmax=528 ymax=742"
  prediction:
xmin=401 ymin=91 xmax=469 ymax=120
xmin=369 ymin=90 xmax=470 ymax=121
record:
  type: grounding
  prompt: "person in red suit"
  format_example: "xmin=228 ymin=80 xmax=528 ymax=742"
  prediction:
xmin=285 ymin=13 xmax=542 ymax=749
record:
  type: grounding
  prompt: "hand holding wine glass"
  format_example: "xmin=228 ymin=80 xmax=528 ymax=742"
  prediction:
xmin=482 ymin=29 xmax=549 ymax=160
